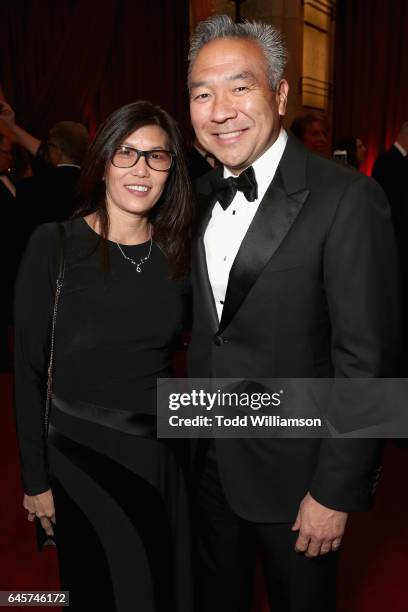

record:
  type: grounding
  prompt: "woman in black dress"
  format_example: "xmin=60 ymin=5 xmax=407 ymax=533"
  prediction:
xmin=14 ymin=101 xmax=193 ymax=611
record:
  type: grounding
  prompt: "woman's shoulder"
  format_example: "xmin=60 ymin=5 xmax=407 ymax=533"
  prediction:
xmin=22 ymin=219 xmax=84 ymax=266
xmin=25 ymin=222 xmax=61 ymax=253
xmin=27 ymin=218 xmax=84 ymax=245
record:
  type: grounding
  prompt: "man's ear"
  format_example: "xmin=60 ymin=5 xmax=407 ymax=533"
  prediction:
xmin=276 ymin=80 xmax=289 ymax=117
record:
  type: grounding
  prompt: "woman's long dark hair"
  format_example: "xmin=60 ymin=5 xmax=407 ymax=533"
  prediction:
xmin=74 ymin=101 xmax=192 ymax=277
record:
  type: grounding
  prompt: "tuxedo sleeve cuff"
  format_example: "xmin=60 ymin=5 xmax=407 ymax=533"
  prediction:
xmin=309 ymin=438 xmax=383 ymax=512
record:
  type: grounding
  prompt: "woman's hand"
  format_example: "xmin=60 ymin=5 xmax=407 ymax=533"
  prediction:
xmin=23 ymin=489 xmax=56 ymax=536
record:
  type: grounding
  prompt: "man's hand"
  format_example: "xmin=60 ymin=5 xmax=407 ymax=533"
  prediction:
xmin=0 ymin=102 xmax=16 ymax=129
xmin=291 ymin=492 xmax=347 ymax=557
xmin=23 ymin=489 xmax=56 ymax=537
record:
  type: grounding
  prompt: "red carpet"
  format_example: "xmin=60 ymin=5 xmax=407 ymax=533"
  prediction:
xmin=0 ymin=374 xmax=60 ymax=610
xmin=1 ymin=372 xmax=408 ymax=611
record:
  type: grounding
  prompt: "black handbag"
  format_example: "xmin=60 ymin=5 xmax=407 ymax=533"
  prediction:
xmin=36 ymin=222 xmax=66 ymax=550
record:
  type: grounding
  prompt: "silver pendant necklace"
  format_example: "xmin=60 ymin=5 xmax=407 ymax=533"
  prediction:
xmin=116 ymin=236 xmax=153 ymax=273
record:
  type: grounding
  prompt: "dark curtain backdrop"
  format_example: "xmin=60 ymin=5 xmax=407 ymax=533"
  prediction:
xmin=0 ymin=0 xmax=190 ymax=139
xmin=333 ymin=0 xmax=408 ymax=174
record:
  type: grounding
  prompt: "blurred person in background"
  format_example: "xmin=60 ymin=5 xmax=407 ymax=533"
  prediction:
xmin=1 ymin=102 xmax=88 ymax=229
xmin=188 ymin=135 xmax=219 ymax=182
xmin=0 ymin=118 xmax=31 ymax=370
xmin=290 ymin=112 xmax=330 ymax=156
xmin=16 ymin=120 xmax=89 ymax=229
xmin=372 ymin=121 xmax=408 ymax=372
xmin=334 ymin=137 xmax=367 ymax=170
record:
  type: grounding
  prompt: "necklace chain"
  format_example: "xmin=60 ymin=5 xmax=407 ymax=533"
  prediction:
xmin=116 ymin=236 xmax=153 ymax=272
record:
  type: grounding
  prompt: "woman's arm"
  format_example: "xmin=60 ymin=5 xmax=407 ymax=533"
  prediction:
xmin=14 ymin=224 xmax=60 ymax=496
xmin=0 ymin=102 xmax=41 ymax=156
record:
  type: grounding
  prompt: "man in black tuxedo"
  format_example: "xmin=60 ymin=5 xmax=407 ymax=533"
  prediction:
xmin=372 ymin=122 xmax=408 ymax=227
xmin=372 ymin=123 xmax=408 ymax=370
xmin=16 ymin=121 xmax=88 ymax=239
xmin=187 ymin=15 xmax=400 ymax=612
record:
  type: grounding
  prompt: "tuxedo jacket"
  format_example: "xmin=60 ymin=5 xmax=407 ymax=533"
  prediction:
xmin=372 ymin=145 xmax=408 ymax=285
xmin=188 ymin=134 xmax=400 ymax=522
xmin=372 ymin=145 xmax=407 ymax=223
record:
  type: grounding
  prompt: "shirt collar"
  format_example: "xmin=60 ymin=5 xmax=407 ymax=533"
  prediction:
xmin=223 ymin=128 xmax=288 ymax=199
xmin=394 ymin=141 xmax=407 ymax=157
xmin=0 ymin=174 xmax=16 ymax=197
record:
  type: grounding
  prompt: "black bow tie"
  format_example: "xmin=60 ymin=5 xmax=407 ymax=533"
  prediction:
xmin=212 ymin=166 xmax=258 ymax=210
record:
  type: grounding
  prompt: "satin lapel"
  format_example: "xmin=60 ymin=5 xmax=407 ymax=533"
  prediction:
xmin=194 ymin=168 xmax=224 ymax=333
xmin=195 ymin=231 xmax=219 ymax=334
xmin=195 ymin=165 xmax=224 ymax=238
xmin=218 ymin=137 xmax=310 ymax=334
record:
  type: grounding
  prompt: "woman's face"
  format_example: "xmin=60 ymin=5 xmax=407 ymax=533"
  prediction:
xmin=105 ymin=124 xmax=171 ymax=219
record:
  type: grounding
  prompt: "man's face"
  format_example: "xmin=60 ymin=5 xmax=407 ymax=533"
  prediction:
xmin=302 ymin=121 xmax=329 ymax=154
xmin=190 ymin=38 xmax=288 ymax=174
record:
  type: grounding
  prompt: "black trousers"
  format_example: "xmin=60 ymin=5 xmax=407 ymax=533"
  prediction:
xmin=194 ymin=447 xmax=338 ymax=612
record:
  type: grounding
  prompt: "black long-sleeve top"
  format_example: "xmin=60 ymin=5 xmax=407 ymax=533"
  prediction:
xmin=14 ymin=218 xmax=186 ymax=495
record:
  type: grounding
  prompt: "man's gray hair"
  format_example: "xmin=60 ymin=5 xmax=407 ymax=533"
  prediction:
xmin=188 ymin=14 xmax=287 ymax=92
xmin=49 ymin=121 xmax=89 ymax=165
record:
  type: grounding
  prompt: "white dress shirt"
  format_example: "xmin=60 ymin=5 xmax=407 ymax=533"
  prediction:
xmin=394 ymin=141 xmax=407 ymax=157
xmin=0 ymin=174 xmax=16 ymax=197
xmin=204 ymin=128 xmax=288 ymax=321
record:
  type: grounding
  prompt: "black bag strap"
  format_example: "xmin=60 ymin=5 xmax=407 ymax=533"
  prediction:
xmin=44 ymin=223 xmax=67 ymax=436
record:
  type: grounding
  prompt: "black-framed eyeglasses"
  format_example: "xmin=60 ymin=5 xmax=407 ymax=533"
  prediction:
xmin=111 ymin=145 xmax=175 ymax=172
